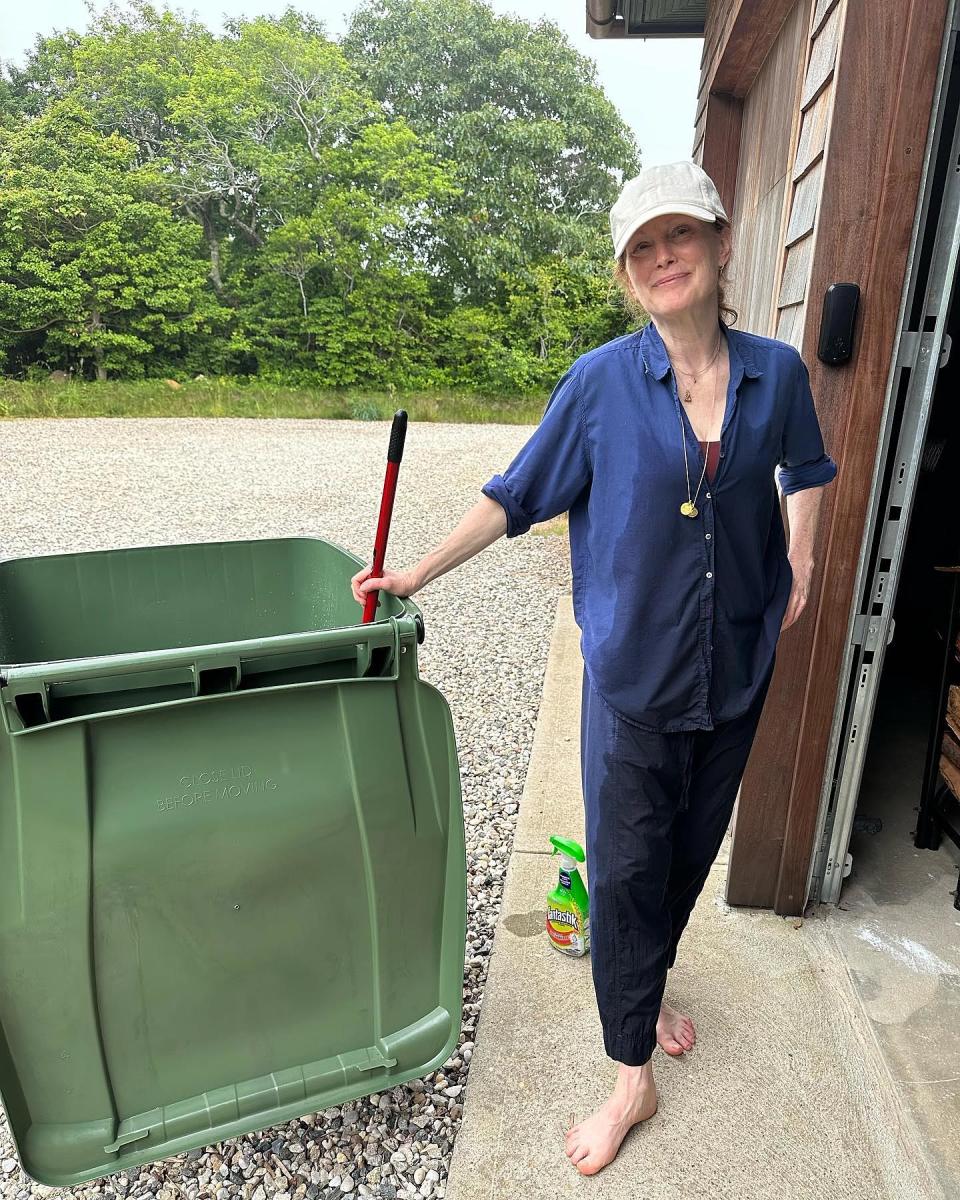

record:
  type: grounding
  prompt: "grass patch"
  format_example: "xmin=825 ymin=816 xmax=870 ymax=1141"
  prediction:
xmin=0 ymin=379 xmax=546 ymax=424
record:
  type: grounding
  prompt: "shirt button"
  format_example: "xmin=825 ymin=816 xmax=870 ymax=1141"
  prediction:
xmin=706 ymin=492 xmax=712 ymax=499
xmin=706 ymin=571 xmax=713 ymax=579
xmin=705 ymin=533 xmax=712 ymax=540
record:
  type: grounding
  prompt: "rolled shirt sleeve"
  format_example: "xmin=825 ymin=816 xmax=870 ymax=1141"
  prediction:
xmin=777 ymin=352 xmax=839 ymax=496
xmin=481 ymin=367 xmax=592 ymax=537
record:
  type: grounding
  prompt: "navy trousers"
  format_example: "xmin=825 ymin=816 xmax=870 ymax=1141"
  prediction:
xmin=580 ymin=666 xmax=773 ymax=1067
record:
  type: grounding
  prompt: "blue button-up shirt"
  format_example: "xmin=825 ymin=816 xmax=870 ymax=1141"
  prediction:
xmin=482 ymin=320 xmax=838 ymax=731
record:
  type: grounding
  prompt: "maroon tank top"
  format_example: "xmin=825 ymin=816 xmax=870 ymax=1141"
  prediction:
xmin=698 ymin=440 xmax=721 ymax=484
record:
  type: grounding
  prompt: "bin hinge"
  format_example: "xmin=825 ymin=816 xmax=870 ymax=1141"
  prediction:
xmin=104 ymin=1126 xmax=151 ymax=1154
xmin=355 ymin=1047 xmax=399 ymax=1072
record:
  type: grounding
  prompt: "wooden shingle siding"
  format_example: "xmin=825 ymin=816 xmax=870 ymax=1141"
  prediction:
xmin=811 ymin=0 xmax=840 ymax=37
xmin=731 ymin=176 xmax=788 ymax=331
xmin=784 ymin=159 xmax=824 ymax=245
xmin=697 ymin=0 xmax=845 ymax=338
xmin=701 ymin=0 xmax=738 ymax=85
xmin=800 ymin=1 xmax=842 ymax=108
xmin=793 ymin=86 xmax=832 ymax=180
xmin=741 ymin=5 xmax=808 ymax=196
xmin=778 ymin=232 xmax=815 ymax=305
xmin=771 ymin=1 xmax=845 ymax=347
xmin=695 ymin=85 xmax=710 ymax=136
xmin=776 ymin=301 xmax=805 ymax=348
xmin=694 ymin=0 xmax=736 ymax=156
xmin=725 ymin=0 xmax=810 ymax=334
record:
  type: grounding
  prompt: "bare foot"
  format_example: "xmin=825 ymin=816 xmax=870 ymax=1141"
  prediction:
xmin=656 ymin=1001 xmax=696 ymax=1055
xmin=564 ymin=1062 xmax=658 ymax=1176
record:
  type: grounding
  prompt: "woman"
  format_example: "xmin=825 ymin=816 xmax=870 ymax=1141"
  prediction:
xmin=350 ymin=161 xmax=837 ymax=1176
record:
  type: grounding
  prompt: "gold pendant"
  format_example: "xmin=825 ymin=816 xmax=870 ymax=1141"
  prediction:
xmin=680 ymin=501 xmax=698 ymax=518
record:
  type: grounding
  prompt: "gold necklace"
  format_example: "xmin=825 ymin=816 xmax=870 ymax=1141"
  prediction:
xmin=672 ymin=335 xmax=722 ymax=403
xmin=677 ymin=365 xmax=719 ymax=519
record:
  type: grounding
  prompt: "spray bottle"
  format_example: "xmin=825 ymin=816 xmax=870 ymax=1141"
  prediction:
xmin=546 ymin=836 xmax=590 ymax=957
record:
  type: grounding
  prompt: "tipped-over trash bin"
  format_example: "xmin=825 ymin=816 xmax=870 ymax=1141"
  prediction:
xmin=0 ymin=537 xmax=465 ymax=1186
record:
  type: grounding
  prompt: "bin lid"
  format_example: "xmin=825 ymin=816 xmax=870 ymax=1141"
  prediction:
xmin=0 ymin=539 xmax=465 ymax=1186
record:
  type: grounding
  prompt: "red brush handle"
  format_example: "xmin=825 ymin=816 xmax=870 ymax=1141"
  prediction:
xmin=362 ymin=411 xmax=407 ymax=623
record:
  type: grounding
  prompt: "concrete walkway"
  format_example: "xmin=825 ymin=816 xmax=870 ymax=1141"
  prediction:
xmin=445 ymin=597 xmax=947 ymax=1200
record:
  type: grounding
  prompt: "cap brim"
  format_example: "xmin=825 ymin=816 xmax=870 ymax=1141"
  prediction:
xmin=613 ymin=203 xmax=722 ymax=259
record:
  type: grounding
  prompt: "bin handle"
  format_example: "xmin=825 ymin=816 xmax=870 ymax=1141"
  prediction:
xmin=0 ymin=621 xmax=400 ymax=690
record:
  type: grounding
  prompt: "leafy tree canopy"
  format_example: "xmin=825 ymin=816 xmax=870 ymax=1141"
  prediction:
xmin=0 ymin=1 xmax=640 ymax=391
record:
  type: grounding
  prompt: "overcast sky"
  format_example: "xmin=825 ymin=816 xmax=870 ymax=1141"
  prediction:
xmin=2 ymin=1 xmax=702 ymax=165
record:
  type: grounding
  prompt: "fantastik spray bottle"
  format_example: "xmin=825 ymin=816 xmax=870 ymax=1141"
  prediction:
xmin=546 ymin=836 xmax=590 ymax=957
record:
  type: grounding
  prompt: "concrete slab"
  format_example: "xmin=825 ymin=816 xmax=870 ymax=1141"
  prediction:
xmin=509 ymin=599 xmax=583 ymax=856
xmin=818 ymin=654 xmax=960 ymax=1192
xmin=446 ymin=596 xmax=948 ymax=1200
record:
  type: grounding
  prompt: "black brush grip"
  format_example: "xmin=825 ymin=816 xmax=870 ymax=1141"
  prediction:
xmin=387 ymin=410 xmax=408 ymax=464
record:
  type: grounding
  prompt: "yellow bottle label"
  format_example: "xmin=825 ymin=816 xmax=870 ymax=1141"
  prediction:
xmin=546 ymin=903 xmax=590 ymax=955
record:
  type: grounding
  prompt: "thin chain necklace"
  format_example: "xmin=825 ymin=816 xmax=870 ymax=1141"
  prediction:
xmin=672 ymin=334 xmax=722 ymax=403
xmin=677 ymin=362 xmax=720 ymax=519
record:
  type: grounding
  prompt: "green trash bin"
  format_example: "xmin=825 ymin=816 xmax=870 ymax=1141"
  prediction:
xmin=0 ymin=537 xmax=466 ymax=1186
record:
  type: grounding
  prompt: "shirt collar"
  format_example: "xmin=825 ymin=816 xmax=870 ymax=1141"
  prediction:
xmin=639 ymin=318 xmax=764 ymax=383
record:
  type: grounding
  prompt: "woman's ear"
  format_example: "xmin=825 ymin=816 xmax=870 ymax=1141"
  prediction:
xmin=718 ymin=223 xmax=733 ymax=270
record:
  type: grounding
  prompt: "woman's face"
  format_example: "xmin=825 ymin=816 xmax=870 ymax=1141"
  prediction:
xmin=622 ymin=213 xmax=731 ymax=321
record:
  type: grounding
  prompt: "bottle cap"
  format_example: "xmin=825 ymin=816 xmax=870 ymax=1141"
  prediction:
xmin=549 ymin=836 xmax=585 ymax=863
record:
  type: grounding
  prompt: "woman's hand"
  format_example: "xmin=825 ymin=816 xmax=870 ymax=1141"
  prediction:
xmin=781 ymin=554 xmax=814 ymax=632
xmin=350 ymin=564 xmax=421 ymax=607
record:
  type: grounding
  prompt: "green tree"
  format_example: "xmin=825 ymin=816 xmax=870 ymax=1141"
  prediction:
xmin=1 ymin=2 xmax=639 ymax=390
xmin=0 ymin=100 xmax=219 ymax=378
xmin=343 ymin=0 xmax=640 ymax=300
xmin=4 ymin=6 xmax=457 ymax=384
xmin=441 ymin=258 xmax=629 ymax=393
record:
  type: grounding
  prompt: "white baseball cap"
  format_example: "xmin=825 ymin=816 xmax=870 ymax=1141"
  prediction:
xmin=610 ymin=161 xmax=729 ymax=259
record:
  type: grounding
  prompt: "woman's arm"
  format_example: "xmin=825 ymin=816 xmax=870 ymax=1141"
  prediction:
xmin=352 ymin=366 xmax=590 ymax=608
xmin=350 ymin=494 xmax=507 ymax=604
xmin=778 ymin=349 xmax=838 ymax=633
xmin=781 ymin=485 xmax=826 ymax=631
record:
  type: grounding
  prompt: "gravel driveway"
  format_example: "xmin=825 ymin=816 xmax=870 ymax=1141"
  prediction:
xmin=0 ymin=418 xmax=572 ymax=1200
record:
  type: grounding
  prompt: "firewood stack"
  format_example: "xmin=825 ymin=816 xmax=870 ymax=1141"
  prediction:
xmin=939 ymin=631 xmax=960 ymax=794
